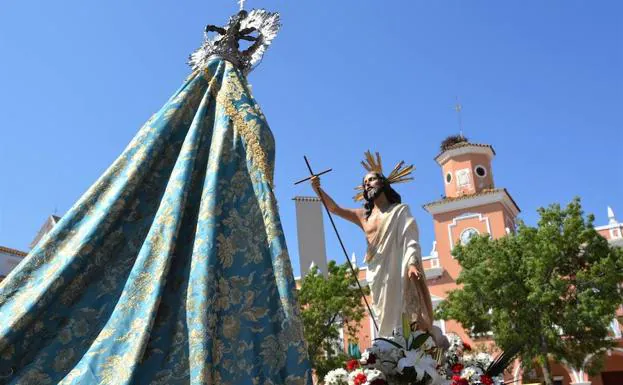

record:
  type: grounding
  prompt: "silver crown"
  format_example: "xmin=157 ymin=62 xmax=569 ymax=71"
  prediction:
xmin=189 ymin=9 xmax=281 ymax=76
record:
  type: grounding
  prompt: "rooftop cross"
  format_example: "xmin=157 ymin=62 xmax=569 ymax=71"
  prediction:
xmin=454 ymin=97 xmax=464 ymax=137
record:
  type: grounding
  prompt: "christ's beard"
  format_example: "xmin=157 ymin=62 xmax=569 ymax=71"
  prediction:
xmin=366 ymin=187 xmax=383 ymax=202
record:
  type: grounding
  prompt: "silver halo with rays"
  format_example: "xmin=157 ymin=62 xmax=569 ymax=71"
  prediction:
xmin=189 ymin=9 xmax=281 ymax=76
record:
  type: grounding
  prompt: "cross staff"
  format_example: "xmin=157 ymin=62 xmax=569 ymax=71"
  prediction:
xmin=296 ymin=156 xmax=379 ymax=333
xmin=293 ymin=167 xmax=332 ymax=185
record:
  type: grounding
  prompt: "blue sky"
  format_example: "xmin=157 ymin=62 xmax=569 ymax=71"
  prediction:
xmin=1 ymin=1 xmax=621 ymax=276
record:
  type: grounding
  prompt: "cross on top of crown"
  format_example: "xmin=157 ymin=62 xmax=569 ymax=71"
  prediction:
xmin=188 ymin=8 xmax=281 ymax=75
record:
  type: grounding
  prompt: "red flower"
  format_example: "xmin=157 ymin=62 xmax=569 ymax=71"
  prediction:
xmin=463 ymin=342 xmax=472 ymax=351
xmin=346 ymin=359 xmax=360 ymax=371
xmin=451 ymin=363 xmax=464 ymax=373
xmin=451 ymin=376 xmax=468 ymax=385
xmin=480 ymin=375 xmax=494 ymax=385
xmin=353 ymin=372 xmax=368 ymax=385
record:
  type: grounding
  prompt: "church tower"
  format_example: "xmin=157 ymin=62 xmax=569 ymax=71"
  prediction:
xmin=423 ymin=137 xmax=520 ymax=326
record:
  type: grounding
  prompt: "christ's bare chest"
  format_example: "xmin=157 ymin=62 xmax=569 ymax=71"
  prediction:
xmin=363 ymin=213 xmax=383 ymax=244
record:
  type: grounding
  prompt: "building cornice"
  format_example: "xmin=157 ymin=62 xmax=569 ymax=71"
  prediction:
xmin=435 ymin=143 xmax=495 ymax=165
xmin=0 ymin=245 xmax=27 ymax=257
xmin=595 ymin=223 xmax=622 ymax=231
xmin=292 ymin=196 xmax=321 ymax=202
xmin=423 ymin=188 xmax=520 ymax=216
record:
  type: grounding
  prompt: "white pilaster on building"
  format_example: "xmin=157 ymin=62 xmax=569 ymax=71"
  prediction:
xmin=294 ymin=196 xmax=328 ymax=277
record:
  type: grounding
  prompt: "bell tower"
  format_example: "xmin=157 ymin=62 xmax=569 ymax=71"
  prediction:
xmin=422 ymin=136 xmax=520 ymax=342
xmin=423 ymin=136 xmax=520 ymax=286
xmin=440 ymin=141 xmax=495 ymax=198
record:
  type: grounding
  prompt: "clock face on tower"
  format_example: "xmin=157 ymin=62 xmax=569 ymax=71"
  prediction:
xmin=460 ymin=228 xmax=479 ymax=245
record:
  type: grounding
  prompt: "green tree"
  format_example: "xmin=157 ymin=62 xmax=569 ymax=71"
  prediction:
xmin=437 ymin=198 xmax=623 ymax=385
xmin=298 ymin=260 xmax=368 ymax=379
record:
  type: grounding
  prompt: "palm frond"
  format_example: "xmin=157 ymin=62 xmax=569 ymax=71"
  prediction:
xmin=485 ymin=345 xmax=521 ymax=377
xmin=408 ymin=332 xmax=431 ymax=351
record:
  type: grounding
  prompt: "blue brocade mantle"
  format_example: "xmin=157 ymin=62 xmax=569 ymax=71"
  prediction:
xmin=0 ymin=58 xmax=312 ymax=385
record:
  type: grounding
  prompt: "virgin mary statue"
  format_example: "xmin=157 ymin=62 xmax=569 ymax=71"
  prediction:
xmin=0 ymin=9 xmax=311 ymax=385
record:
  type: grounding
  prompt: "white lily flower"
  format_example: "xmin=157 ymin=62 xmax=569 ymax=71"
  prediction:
xmin=396 ymin=349 xmax=422 ymax=374
xmin=418 ymin=353 xmax=442 ymax=384
xmin=360 ymin=351 xmax=372 ymax=365
xmin=364 ymin=368 xmax=386 ymax=381
xmin=462 ymin=367 xmax=480 ymax=380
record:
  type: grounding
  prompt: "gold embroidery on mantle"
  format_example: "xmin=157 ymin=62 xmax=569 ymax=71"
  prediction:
xmin=204 ymin=66 xmax=274 ymax=188
xmin=203 ymin=63 xmax=281 ymax=244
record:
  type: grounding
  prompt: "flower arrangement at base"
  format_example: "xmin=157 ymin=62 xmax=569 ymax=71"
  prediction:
xmin=357 ymin=332 xmax=442 ymax=385
xmin=441 ymin=333 xmax=520 ymax=385
xmin=324 ymin=332 xmax=519 ymax=385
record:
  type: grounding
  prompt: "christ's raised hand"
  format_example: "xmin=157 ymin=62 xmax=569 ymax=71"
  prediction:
xmin=310 ymin=175 xmax=321 ymax=195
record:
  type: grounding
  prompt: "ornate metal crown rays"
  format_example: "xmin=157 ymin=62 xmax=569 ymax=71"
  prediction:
xmin=189 ymin=9 xmax=281 ymax=75
xmin=353 ymin=150 xmax=415 ymax=201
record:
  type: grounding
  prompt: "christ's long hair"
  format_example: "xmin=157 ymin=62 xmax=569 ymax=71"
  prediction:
xmin=362 ymin=172 xmax=402 ymax=219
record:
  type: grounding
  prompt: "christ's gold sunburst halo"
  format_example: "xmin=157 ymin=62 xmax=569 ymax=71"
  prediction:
xmin=353 ymin=150 xmax=415 ymax=201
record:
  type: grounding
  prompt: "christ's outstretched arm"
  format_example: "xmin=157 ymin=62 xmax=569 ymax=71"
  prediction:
xmin=311 ymin=176 xmax=363 ymax=229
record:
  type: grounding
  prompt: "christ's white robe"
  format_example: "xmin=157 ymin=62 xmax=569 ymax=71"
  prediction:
xmin=365 ymin=203 xmax=434 ymax=338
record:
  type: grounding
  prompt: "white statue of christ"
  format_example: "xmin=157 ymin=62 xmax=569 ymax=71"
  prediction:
xmin=311 ymin=152 xmax=445 ymax=347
